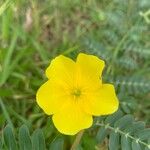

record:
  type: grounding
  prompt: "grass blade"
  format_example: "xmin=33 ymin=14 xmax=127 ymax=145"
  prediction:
xmin=0 ymin=0 xmax=12 ymax=16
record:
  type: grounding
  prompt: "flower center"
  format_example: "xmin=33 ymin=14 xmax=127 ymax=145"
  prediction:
xmin=72 ymin=89 xmax=81 ymax=97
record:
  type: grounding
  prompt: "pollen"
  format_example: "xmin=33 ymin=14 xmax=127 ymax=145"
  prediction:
xmin=72 ymin=88 xmax=81 ymax=97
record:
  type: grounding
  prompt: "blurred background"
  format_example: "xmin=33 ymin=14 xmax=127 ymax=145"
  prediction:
xmin=0 ymin=0 xmax=150 ymax=149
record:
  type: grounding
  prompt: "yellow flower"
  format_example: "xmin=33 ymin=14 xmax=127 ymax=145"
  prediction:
xmin=36 ymin=53 xmax=119 ymax=135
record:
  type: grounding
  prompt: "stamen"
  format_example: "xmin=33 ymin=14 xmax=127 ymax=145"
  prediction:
xmin=72 ymin=89 xmax=81 ymax=97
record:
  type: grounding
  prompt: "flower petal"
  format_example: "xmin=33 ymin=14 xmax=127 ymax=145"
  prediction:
xmin=82 ymin=84 xmax=119 ymax=116
xmin=52 ymin=100 xmax=93 ymax=135
xmin=36 ymin=80 xmax=69 ymax=115
xmin=76 ymin=53 xmax=105 ymax=90
xmin=46 ymin=55 xmax=75 ymax=86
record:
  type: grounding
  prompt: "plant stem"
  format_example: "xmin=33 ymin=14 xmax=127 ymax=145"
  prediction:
xmin=70 ymin=130 xmax=84 ymax=150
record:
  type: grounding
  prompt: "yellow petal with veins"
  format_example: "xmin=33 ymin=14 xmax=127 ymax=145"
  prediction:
xmin=82 ymin=84 xmax=119 ymax=116
xmin=52 ymin=100 xmax=93 ymax=135
xmin=76 ymin=53 xmax=105 ymax=91
xmin=46 ymin=55 xmax=75 ymax=87
xmin=36 ymin=80 xmax=70 ymax=115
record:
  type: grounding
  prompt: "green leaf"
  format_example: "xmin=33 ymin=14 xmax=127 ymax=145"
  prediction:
xmin=3 ymin=125 xmax=17 ymax=150
xmin=0 ymin=32 xmax=18 ymax=86
xmin=32 ymin=129 xmax=46 ymax=150
xmin=121 ymin=135 xmax=132 ymax=150
xmin=114 ymin=115 xmax=134 ymax=130
xmin=125 ymin=122 xmax=145 ymax=134
xmin=145 ymin=139 xmax=150 ymax=150
xmin=96 ymin=126 xmax=109 ymax=144
xmin=135 ymin=129 xmax=150 ymax=140
xmin=132 ymin=140 xmax=142 ymax=150
xmin=105 ymin=110 xmax=124 ymax=125
xmin=109 ymin=131 xmax=120 ymax=150
xmin=121 ymin=104 xmax=131 ymax=114
xmin=49 ymin=137 xmax=64 ymax=150
xmin=0 ymin=97 xmax=13 ymax=129
xmin=19 ymin=125 xmax=32 ymax=150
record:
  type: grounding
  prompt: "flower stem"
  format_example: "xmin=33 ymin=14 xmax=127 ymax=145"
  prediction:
xmin=70 ymin=130 xmax=84 ymax=150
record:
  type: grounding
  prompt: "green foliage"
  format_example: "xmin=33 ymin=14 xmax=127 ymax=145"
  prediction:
xmin=49 ymin=137 xmax=64 ymax=150
xmin=32 ymin=129 xmax=46 ymax=150
xmin=3 ymin=125 xmax=17 ymax=149
xmin=1 ymin=125 xmax=63 ymax=150
xmin=96 ymin=111 xmax=150 ymax=150
xmin=108 ymin=76 xmax=150 ymax=94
